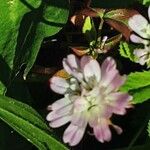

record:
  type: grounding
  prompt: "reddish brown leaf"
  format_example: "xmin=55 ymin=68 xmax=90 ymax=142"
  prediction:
xmin=104 ymin=34 xmax=122 ymax=51
xmin=70 ymin=46 xmax=90 ymax=56
xmin=70 ymin=7 xmax=98 ymax=27
xmin=104 ymin=9 xmax=139 ymax=26
xmin=106 ymin=19 xmax=131 ymax=40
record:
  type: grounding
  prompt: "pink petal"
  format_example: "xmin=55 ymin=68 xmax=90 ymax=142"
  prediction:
xmin=100 ymin=57 xmax=119 ymax=87
xmin=50 ymin=77 xmax=69 ymax=94
xmin=93 ymin=119 xmax=112 ymax=143
xmin=71 ymin=112 xmax=88 ymax=127
xmin=105 ymin=74 xmax=126 ymax=93
xmin=51 ymin=97 xmax=71 ymax=110
xmin=49 ymin=115 xmax=71 ymax=128
xmin=63 ymin=123 xmax=86 ymax=146
xmin=128 ymin=15 xmax=148 ymax=38
xmin=107 ymin=92 xmax=132 ymax=115
xmin=81 ymin=56 xmax=101 ymax=83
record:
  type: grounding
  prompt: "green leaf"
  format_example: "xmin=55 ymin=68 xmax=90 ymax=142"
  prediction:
xmin=120 ymin=71 xmax=150 ymax=104
xmin=82 ymin=16 xmax=97 ymax=43
xmin=0 ymin=95 xmax=68 ymax=150
xmin=0 ymin=0 xmax=69 ymax=83
xmin=119 ymin=42 xmax=137 ymax=62
xmin=130 ymin=85 xmax=150 ymax=104
xmin=121 ymin=71 xmax=150 ymax=92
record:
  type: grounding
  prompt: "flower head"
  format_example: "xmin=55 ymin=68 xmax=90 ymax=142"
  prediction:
xmin=46 ymin=54 xmax=132 ymax=146
xmin=128 ymin=6 xmax=150 ymax=67
xmin=133 ymin=45 xmax=150 ymax=66
xmin=128 ymin=6 xmax=150 ymax=45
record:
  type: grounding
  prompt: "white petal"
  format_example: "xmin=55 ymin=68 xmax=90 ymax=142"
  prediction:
xmin=63 ymin=54 xmax=80 ymax=74
xmin=128 ymin=15 xmax=148 ymax=38
xmin=51 ymin=97 xmax=71 ymax=110
xmin=49 ymin=115 xmax=71 ymax=128
xmin=46 ymin=104 xmax=72 ymax=121
xmin=134 ymin=48 xmax=147 ymax=57
xmin=130 ymin=34 xmax=149 ymax=45
xmin=81 ymin=56 xmax=101 ymax=83
xmin=134 ymin=49 xmax=148 ymax=65
xmin=63 ymin=55 xmax=83 ymax=81
xmin=50 ymin=77 xmax=69 ymax=94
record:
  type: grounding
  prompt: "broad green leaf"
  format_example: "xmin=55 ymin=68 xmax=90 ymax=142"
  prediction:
xmin=119 ymin=42 xmax=137 ymax=62
xmin=0 ymin=95 xmax=68 ymax=150
xmin=130 ymin=85 xmax=150 ymax=104
xmin=120 ymin=71 xmax=150 ymax=104
xmin=0 ymin=0 xmax=69 ymax=83
xmin=121 ymin=71 xmax=150 ymax=92
xmin=82 ymin=16 xmax=97 ymax=43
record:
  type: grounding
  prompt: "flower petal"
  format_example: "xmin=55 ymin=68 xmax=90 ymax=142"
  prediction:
xmin=46 ymin=104 xmax=73 ymax=121
xmin=128 ymin=14 xmax=149 ymax=38
xmin=130 ymin=34 xmax=149 ymax=45
xmin=100 ymin=57 xmax=119 ymax=87
xmin=51 ymin=97 xmax=71 ymax=110
xmin=50 ymin=76 xmax=69 ymax=94
xmin=81 ymin=56 xmax=101 ymax=83
xmin=63 ymin=123 xmax=86 ymax=146
xmin=63 ymin=54 xmax=83 ymax=81
xmin=73 ymin=97 xmax=88 ymax=113
xmin=49 ymin=115 xmax=71 ymax=128
xmin=107 ymin=92 xmax=132 ymax=115
xmin=105 ymin=74 xmax=126 ymax=93
xmin=71 ymin=112 xmax=88 ymax=127
xmin=93 ymin=119 xmax=111 ymax=143
xmin=112 ymin=124 xmax=123 ymax=135
xmin=134 ymin=48 xmax=148 ymax=65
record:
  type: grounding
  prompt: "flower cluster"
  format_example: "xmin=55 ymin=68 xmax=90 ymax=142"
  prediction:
xmin=46 ymin=54 xmax=132 ymax=146
xmin=128 ymin=6 xmax=150 ymax=67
